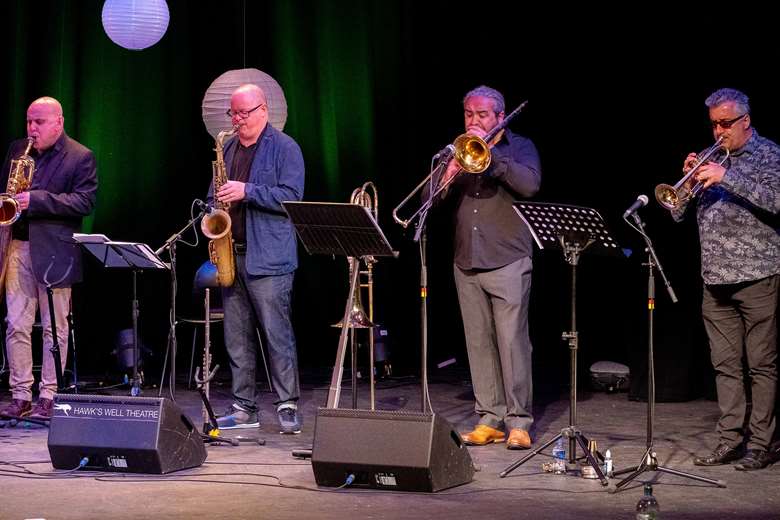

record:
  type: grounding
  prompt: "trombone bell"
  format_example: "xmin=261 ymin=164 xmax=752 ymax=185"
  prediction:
xmin=453 ymin=134 xmax=492 ymax=173
xmin=331 ymin=279 xmax=374 ymax=329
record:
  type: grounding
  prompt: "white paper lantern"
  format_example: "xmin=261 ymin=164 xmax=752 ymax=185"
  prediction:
xmin=102 ymin=0 xmax=170 ymax=51
xmin=202 ymin=68 xmax=288 ymax=139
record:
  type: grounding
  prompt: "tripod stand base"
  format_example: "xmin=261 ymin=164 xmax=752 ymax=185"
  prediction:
xmin=499 ymin=427 xmax=608 ymax=486
xmin=610 ymin=447 xmax=726 ymax=493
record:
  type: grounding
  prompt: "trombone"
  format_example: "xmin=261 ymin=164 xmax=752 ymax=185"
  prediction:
xmin=655 ymin=136 xmax=729 ymax=210
xmin=392 ymin=101 xmax=528 ymax=229
xmin=329 ymin=181 xmax=381 ymax=409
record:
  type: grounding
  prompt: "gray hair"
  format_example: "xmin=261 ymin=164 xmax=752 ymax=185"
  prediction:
xmin=705 ymin=88 xmax=750 ymax=115
xmin=463 ymin=85 xmax=505 ymax=114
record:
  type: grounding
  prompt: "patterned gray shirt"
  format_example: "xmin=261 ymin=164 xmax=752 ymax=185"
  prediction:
xmin=673 ymin=130 xmax=780 ymax=285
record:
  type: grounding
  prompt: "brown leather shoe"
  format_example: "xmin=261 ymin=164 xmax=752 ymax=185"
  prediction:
xmin=461 ymin=425 xmax=506 ymax=445
xmin=507 ymin=428 xmax=532 ymax=450
xmin=0 ymin=399 xmax=32 ymax=418
xmin=30 ymin=398 xmax=54 ymax=420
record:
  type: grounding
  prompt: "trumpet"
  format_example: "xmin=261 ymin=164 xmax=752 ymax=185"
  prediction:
xmin=392 ymin=101 xmax=528 ymax=229
xmin=655 ymin=136 xmax=729 ymax=210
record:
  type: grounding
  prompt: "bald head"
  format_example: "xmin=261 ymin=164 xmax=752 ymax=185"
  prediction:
xmin=230 ymin=84 xmax=269 ymax=145
xmin=27 ymin=96 xmax=64 ymax=152
xmin=232 ymin=84 xmax=267 ymax=106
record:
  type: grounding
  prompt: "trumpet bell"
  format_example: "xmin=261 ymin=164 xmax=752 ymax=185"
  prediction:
xmin=453 ymin=134 xmax=491 ymax=173
xmin=654 ymin=183 xmax=680 ymax=210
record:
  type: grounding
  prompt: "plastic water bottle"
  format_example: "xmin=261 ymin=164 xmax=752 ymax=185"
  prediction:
xmin=552 ymin=437 xmax=566 ymax=474
xmin=636 ymin=483 xmax=660 ymax=519
xmin=604 ymin=448 xmax=613 ymax=477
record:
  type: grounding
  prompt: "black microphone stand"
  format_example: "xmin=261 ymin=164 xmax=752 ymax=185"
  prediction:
xmin=611 ymin=211 xmax=725 ymax=492
xmin=157 ymin=204 xmax=207 ymax=401
xmin=43 ymin=259 xmax=75 ymax=395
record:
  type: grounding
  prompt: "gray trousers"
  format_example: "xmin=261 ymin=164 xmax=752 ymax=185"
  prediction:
xmin=454 ymin=257 xmax=534 ymax=431
xmin=702 ymin=274 xmax=778 ymax=451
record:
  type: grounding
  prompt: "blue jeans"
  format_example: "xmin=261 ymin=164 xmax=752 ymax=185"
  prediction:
xmin=222 ymin=254 xmax=300 ymax=413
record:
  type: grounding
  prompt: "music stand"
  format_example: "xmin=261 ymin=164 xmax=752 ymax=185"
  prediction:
xmin=74 ymin=234 xmax=168 ymax=396
xmin=282 ymin=201 xmax=396 ymax=409
xmin=499 ymin=202 xmax=622 ymax=484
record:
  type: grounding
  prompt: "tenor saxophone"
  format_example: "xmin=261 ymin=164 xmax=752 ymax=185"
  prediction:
xmin=201 ymin=128 xmax=237 ymax=287
xmin=0 ymin=137 xmax=36 ymax=291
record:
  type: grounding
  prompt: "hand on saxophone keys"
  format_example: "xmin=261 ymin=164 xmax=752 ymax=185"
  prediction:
xmin=216 ymin=180 xmax=247 ymax=203
xmin=13 ymin=192 xmax=30 ymax=211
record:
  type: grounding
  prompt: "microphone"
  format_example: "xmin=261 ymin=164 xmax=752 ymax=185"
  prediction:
xmin=623 ymin=194 xmax=649 ymax=219
xmin=195 ymin=199 xmax=214 ymax=214
xmin=433 ymin=144 xmax=455 ymax=160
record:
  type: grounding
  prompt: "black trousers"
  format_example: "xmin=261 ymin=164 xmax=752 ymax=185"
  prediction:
xmin=703 ymin=274 xmax=779 ymax=451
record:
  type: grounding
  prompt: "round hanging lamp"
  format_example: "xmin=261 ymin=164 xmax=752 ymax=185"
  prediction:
xmin=102 ymin=0 xmax=170 ymax=51
xmin=202 ymin=68 xmax=288 ymax=139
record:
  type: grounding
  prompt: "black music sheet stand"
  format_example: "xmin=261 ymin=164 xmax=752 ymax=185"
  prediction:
xmin=282 ymin=202 xmax=396 ymax=409
xmin=499 ymin=202 xmax=622 ymax=484
xmin=74 ymin=234 xmax=168 ymax=396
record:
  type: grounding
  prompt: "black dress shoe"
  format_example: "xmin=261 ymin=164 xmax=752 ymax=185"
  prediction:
xmin=693 ymin=443 xmax=743 ymax=466
xmin=734 ymin=449 xmax=771 ymax=471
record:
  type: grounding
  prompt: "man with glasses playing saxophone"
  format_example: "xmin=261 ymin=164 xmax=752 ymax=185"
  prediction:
xmin=673 ymin=88 xmax=779 ymax=471
xmin=209 ymin=84 xmax=305 ymax=434
xmin=0 ymin=97 xmax=97 ymax=421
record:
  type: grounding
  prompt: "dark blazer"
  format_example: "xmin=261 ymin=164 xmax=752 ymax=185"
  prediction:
xmin=1 ymin=133 xmax=98 ymax=287
xmin=209 ymin=124 xmax=305 ymax=276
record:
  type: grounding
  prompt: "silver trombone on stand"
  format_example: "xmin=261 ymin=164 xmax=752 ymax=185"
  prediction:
xmin=331 ymin=182 xmax=381 ymax=410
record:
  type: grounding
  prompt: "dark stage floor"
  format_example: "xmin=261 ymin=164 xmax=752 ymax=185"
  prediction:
xmin=1 ymin=374 xmax=779 ymax=520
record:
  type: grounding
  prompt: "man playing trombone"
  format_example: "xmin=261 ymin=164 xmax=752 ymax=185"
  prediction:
xmin=672 ymin=88 xmax=779 ymax=471
xmin=438 ymin=86 xmax=541 ymax=449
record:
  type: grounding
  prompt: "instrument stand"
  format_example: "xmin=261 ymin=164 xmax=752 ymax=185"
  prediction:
xmin=156 ymin=206 xmax=208 ymax=400
xmin=194 ymin=364 xmax=265 ymax=447
xmin=500 ymin=202 xmax=624 ymax=483
xmin=75 ymin=235 xmax=169 ymax=396
xmin=282 ymin=201 xmax=396 ymax=409
xmin=611 ymin=213 xmax=725 ymax=492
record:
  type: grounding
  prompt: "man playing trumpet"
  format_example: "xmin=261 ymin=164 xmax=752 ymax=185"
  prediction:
xmin=674 ymin=88 xmax=780 ymax=471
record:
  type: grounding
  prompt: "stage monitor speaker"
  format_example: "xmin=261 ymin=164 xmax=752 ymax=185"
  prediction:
xmin=47 ymin=394 xmax=207 ymax=474
xmin=311 ymin=408 xmax=474 ymax=492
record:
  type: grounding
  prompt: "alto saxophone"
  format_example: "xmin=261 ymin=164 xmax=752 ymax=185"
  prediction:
xmin=201 ymin=128 xmax=237 ymax=287
xmin=0 ymin=137 xmax=36 ymax=291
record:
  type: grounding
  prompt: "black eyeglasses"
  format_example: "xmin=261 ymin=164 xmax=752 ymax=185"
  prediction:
xmin=710 ymin=113 xmax=748 ymax=129
xmin=226 ymin=103 xmax=265 ymax=119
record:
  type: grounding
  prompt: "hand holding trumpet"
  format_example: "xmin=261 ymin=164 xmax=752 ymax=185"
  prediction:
xmin=683 ymin=152 xmax=726 ymax=190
